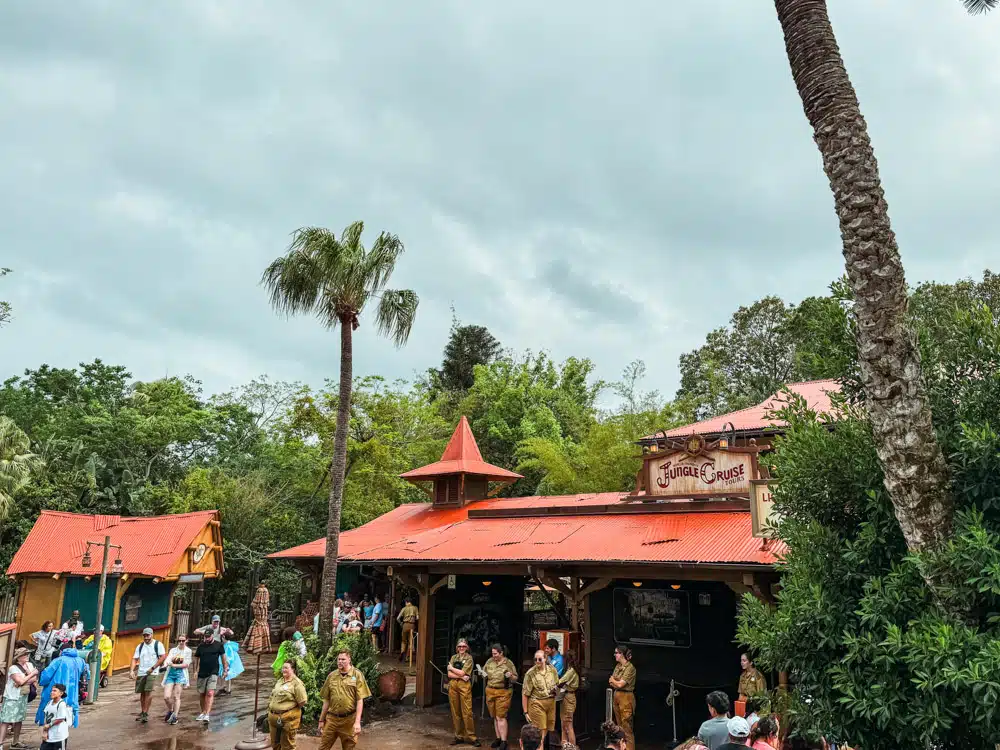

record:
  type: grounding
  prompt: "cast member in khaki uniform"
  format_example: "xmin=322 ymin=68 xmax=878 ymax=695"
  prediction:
xmin=397 ymin=598 xmax=419 ymax=660
xmin=738 ymin=653 xmax=767 ymax=700
xmin=447 ymin=638 xmax=479 ymax=746
xmin=268 ymin=661 xmax=309 ymax=750
xmin=319 ymin=650 xmax=371 ymax=750
xmin=558 ymin=652 xmax=581 ymax=748
xmin=609 ymin=646 xmax=636 ymax=750
xmin=521 ymin=649 xmax=559 ymax=747
xmin=483 ymin=644 xmax=517 ymax=749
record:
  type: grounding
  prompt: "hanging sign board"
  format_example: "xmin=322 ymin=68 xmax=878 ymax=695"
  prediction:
xmin=447 ymin=574 xmax=457 ymax=590
xmin=750 ymin=479 xmax=778 ymax=538
xmin=637 ymin=435 xmax=759 ymax=500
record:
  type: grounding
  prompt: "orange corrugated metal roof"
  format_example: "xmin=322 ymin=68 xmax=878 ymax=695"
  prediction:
xmin=645 ymin=380 xmax=841 ymax=441
xmin=7 ymin=510 xmax=220 ymax=578
xmin=269 ymin=494 xmax=782 ymax=566
xmin=400 ymin=416 xmax=522 ymax=481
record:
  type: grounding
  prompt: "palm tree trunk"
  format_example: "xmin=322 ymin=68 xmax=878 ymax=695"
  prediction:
xmin=773 ymin=0 xmax=952 ymax=552
xmin=318 ymin=318 xmax=354 ymax=643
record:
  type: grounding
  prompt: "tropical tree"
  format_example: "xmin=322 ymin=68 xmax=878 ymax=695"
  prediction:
xmin=769 ymin=0 xmax=994 ymax=560
xmin=0 ymin=417 xmax=42 ymax=520
xmin=261 ymin=221 xmax=419 ymax=641
xmin=0 ymin=268 xmax=11 ymax=328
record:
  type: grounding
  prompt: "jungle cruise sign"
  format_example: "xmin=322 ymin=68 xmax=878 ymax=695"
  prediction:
xmin=636 ymin=434 xmax=760 ymax=500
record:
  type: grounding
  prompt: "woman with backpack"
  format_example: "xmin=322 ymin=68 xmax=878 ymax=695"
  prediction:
xmin=1 ymin=647 xmax=39 ymax=750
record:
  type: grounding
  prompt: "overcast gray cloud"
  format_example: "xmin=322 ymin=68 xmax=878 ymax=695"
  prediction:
xmin=1 ymin=1 xmax=998 ymax=400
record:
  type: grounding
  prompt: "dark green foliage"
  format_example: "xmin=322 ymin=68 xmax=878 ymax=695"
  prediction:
xmin=428 ymin=314 xmax=503 ymax=397
xmin=294 ymin=630 xmax=383 ymax=723
xmin=738 ymin=288 xmax=1000 ymax=749
xmin=676 ymin=291 xmax=856 ymax=419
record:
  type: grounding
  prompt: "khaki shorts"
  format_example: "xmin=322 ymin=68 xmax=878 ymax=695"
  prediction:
xmin=528 ymin=697 xmax=556 ymax=731
xmin=560 ymin=692 xmax=577 ymax=721
xmin=485 ymin=686 xmax=512 ymax=718
xmin=135 ymin=674 xmax=157 ymax=693
xmin=197 ymin=674 xmax=219 ymax=694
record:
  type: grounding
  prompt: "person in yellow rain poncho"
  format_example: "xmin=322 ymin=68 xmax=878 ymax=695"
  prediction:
xmin=82 ymin=625 xmax=114 ymax=685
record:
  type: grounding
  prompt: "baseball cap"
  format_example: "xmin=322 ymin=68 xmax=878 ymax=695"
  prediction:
xmin=727 ymin=716 xmax=750 ymax=738
xmin=212 ymin=615 xmax=221 ymax=622
xmin=142 ymin=627 xmax=153 ymax=635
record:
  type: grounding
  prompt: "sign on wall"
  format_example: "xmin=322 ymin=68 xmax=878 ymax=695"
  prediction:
xmin=641 ymin=436 xmax=759 ymax=500
xmin=750 ymin=479 xmax=778 ymax=538
xmin=613 ymin=588 xmax=691 ymax=648
xmin=124 ymin=594 xmax=142 ymax=624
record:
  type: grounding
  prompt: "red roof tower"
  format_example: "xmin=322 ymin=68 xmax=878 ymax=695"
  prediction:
xmin=400 ymin=416 xmax=522 ymax=507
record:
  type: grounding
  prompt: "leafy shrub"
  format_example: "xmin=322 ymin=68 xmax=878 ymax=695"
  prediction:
xmin=291 ymin=630 xmax=384 ymax=723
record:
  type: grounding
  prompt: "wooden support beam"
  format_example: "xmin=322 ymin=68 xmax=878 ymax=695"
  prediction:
xmin=583 ymin=592 xmax=592 ymax=669
xmin=393 ymin=570 xmax=423 ymax=592
xmin=536 ymin=572 xmax=572 ymax=599
xmin=429 ymin=576 xmax=450 ymax=595
xmin=570 ymin=577 xmax=580 ymax=632
xmin=415 ymin=586 xmax=436 ymax=707
xmin=578 ymin=577 xmax=612 ymax=599
xmin=725 ymin=581 xmax=751 ymax=598
xmin=529 ymin=570 xmax=569 ymax=629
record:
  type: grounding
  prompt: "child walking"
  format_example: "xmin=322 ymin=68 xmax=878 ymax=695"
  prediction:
xmin=41 ymin=683 xmax=72 ymax=750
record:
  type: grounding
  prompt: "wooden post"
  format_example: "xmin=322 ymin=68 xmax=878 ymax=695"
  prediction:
xmin=570 ymin=577 xmax=580 ymax=631
xmin=387 ymin=577 xmax=397 ymax=657
xmin=415 ymin=584 xmax=435 ymax=707
xmin=189 ymin=579 xmax=205 ymax=638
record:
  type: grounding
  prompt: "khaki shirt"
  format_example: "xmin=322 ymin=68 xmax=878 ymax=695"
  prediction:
xmin=560 ymin=666 xmax=580 ymax=692
xmin=449 ymin=652 xmax=474 ymax=678
xmin=739 ymin=667 xmax=767 ymax=697
xmin=522 ymin=663 xmax=559 ymax=700
xmin=320 ymin=667 xmax=371 ymax=715
xmin=399 ymin=605 xmax=419 ymax=624
xmin=613 ymin=660 xmax=636 ymax=692
xmin=483 ymin=657 xmax=517 ymax=689
xmin=269 ymin=675 xmax=308 ymax=713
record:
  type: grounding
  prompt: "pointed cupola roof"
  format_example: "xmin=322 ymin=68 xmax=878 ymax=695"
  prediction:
xmin=400 ymin=416 xmax=522 ymax=482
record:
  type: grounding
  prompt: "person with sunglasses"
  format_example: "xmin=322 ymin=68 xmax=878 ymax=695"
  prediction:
xmin=608 ymin=646 xmax=636 ymax=750
xmin=521 ymin=649 xmax=559 ymax=749
xmin=447 ymin=638 xmax=479 ymax=746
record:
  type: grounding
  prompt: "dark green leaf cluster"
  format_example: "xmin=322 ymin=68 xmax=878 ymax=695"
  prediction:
xmin=739 ymin=275 xmax=1000 ymax=749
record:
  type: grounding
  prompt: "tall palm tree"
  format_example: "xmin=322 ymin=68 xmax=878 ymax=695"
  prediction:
xmin=262 ymin=221 xmax=418 ymax=642
xmin=0 ymin=416 xmax=42 ymax=520
xmin=771 ymin=0 xmax=993 ymax=560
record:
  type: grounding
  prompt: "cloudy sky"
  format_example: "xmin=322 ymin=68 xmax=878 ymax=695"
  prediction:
xmin=1 ymin=2 xmax=998 ymax=401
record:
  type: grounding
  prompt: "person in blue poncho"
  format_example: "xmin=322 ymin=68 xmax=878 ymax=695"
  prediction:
xmin=218 ymin=631 xmax=244 ymax=695
xmin=36 ymin=644 xmax=88 ymax=728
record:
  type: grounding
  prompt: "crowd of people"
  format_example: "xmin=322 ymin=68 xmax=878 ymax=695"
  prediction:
xmin=1 ymin=602 xmax=852 ymax=750
xmin=0 ymin=612 xmax=248 ymax=749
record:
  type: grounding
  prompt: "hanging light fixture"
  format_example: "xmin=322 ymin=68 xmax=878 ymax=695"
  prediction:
xmin=81 ymin=549 xmax=93 ymax=568
xmin=631 ymin=581 xmax=642 ymax=588
xmin=111 ymin=558 xmax=124 ymax=575
xmin=481 ymin=580 xmax=492 ymax=587
xmin=670 ymin=584 xmax=681 ymax=590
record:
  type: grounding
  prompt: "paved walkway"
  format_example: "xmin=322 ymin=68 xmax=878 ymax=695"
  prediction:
xmin=13 ymin=659 xmax=669 ymax=749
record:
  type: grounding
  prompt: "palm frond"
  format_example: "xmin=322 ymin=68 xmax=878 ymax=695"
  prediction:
xmin=360 ymin=232 xmax=406 ymax=295
xmin=0 ymin=416 xmax=43 ymax=520
xmin=963 ymin=0 xmax=997 ymax=13
xmin=375 ymin=289 xmax=420 ymax=347
xmin=262 ymin=228 xmax=340 ymax=326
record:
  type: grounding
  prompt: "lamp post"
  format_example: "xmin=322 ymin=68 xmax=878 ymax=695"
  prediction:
xmin=81 ymin=536 xmax=124 ymax=703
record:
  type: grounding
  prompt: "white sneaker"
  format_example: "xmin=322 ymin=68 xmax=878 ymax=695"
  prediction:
xmin=195 ymin=713 xmax=206 ymax=721
xmin=201 ymin=714 xmax=211 ymax=723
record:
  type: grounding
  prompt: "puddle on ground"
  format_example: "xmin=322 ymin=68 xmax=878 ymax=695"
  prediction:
xmin=139 ymin=740 xmax=215 ymax=750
